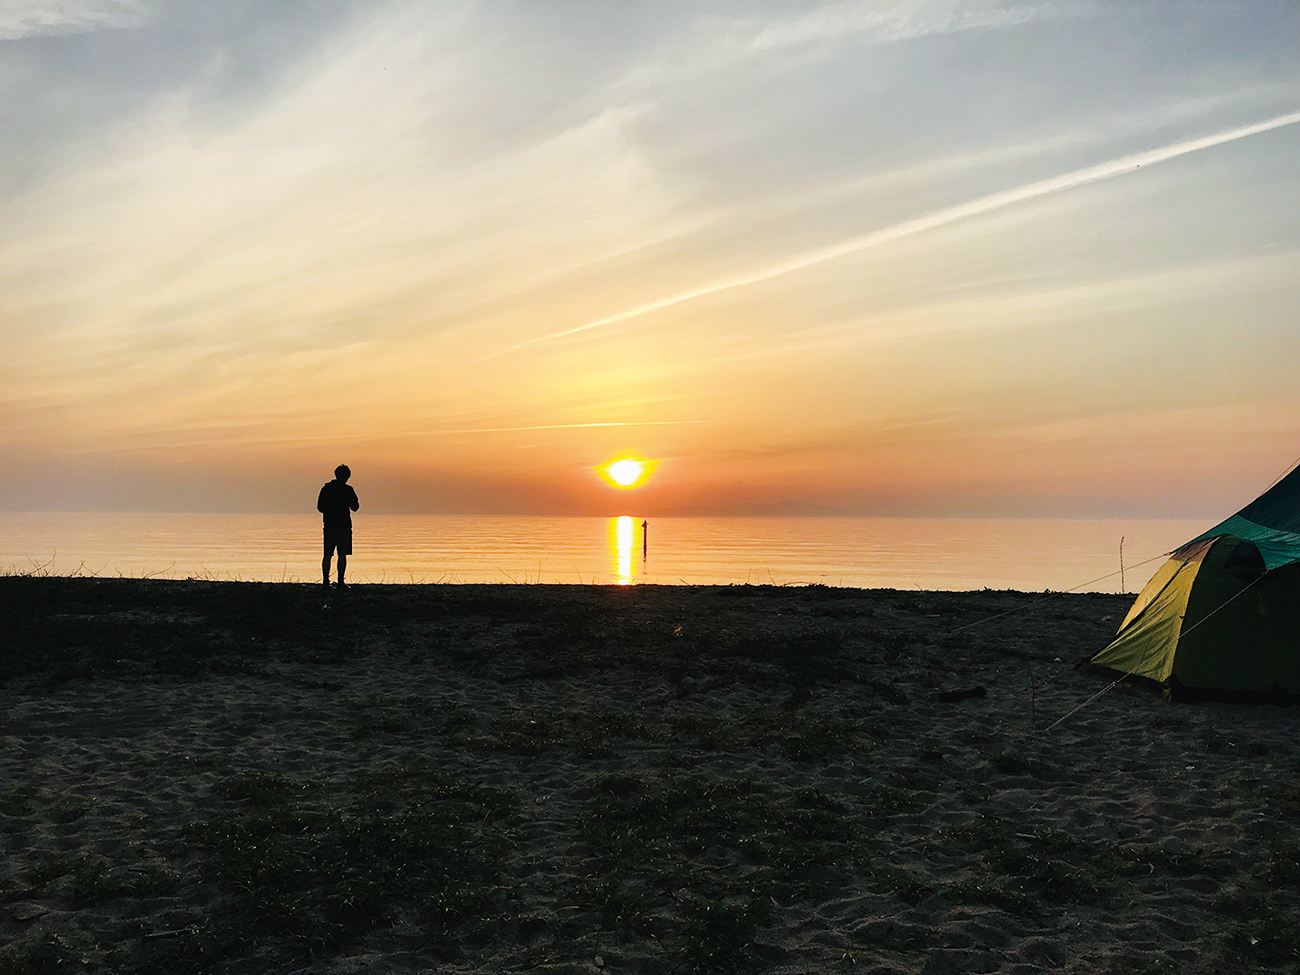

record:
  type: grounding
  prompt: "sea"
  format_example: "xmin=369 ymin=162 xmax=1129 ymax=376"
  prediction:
xmin=0 ymin=512 xmax=1207 ymax=593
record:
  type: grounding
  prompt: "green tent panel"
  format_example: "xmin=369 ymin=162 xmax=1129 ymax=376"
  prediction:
xmin=1091 ymin=463 xmax=1300 ymax=701
xmin=1186 ymin=461 xmax=1300 ymax=568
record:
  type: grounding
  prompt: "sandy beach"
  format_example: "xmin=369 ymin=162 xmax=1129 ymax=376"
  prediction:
xmin=3 ymin=577 xmax=1300 ymax=974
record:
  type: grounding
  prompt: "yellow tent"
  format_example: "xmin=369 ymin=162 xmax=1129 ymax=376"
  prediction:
xmin=1091 ymin=464 xmax=1300 ymax=702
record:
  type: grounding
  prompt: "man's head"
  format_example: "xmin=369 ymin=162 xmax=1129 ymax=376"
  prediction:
xmin=334 ymin=464 xmax=351 ymax=482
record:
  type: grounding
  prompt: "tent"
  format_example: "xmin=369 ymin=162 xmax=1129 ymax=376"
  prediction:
xmin=1090 ymin=462 xmax=1300 ymax=702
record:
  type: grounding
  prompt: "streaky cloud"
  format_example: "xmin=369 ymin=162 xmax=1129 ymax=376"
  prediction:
xmin=79 ymin=419 xmax=712 ymax=452
xmin=0 ymin=0 xmax=149 ymax=40
xmin=620 ymin=0 xmax=1088 ymax=91
xmin=480 ymin=108 xmax=1300 ymax=363
xmin=342 ymin=419 xmax=710 ymax=440
xmin=743 ymin=0 xmax=1081 ymax=51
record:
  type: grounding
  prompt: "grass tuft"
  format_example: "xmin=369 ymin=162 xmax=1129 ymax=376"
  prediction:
xmin=577 ymin=772 xmax=855 ymax=971
xmin=193 ymin=766 xmax=519 ymax=960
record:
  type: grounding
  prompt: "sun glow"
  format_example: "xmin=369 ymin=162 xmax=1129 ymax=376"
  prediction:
xmin=596 ymin=456 xmax=656 ymax=490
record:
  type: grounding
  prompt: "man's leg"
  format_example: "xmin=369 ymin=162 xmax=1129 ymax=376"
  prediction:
xmin=323 ymin=538 xmax=333 ymax=587
xmin=337 ymin=553 xmax=347 ymax=587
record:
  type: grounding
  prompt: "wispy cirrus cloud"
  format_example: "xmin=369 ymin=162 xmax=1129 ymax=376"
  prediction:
xmin=3 ymin=1 xmax=1300 ymax=514
xmin=0 ymin=14 xmax=686 ymax=362
xmin=0 ymin=3 xmax=705 ymax=452
xmin=0 ymin=0 xmax=150 ymax=40
xmin=617 ymin=0 xmax=1091 ymax=91
xmin=738 ymin=0 xmax=1090 ymax=51
xmin=480 ymin=108 xmax=1300 ymax=362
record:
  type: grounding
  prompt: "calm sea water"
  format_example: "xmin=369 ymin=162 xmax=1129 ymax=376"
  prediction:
xmin=0 ymin=512 xmax=1207 ymax=592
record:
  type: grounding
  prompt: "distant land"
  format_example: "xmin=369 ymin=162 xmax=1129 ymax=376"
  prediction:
xmin=663 ymin=499 xmax=853 ymax=517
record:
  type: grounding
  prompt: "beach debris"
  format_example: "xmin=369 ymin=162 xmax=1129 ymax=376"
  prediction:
xmin=934 ymin=686 xmax=986 ymax=703
xmin=594 ymin=955 xmax=605 ymax=968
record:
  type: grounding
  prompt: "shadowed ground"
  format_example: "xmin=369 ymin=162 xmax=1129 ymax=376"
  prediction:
xmin=2 ymin=578 xmax=1298 ymax=974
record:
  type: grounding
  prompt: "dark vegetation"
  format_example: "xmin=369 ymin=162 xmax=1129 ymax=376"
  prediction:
xmin=579 ymin=773 xmax=856 ymax=971
xmin=3 ymin=577 xmax=1298 ymax=973
xmin=198 ymin=768 xmax=518 ymax=957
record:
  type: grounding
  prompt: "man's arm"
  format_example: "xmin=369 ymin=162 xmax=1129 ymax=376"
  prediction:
xmin=349 ymin=486 xmax=359 ymax=511
xmin=317 ymin=485 xmax=328 ymax=513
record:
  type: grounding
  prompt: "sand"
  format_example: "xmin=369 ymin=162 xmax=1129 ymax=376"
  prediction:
xmin=2 ymin=577 xmax=1300 ymax=974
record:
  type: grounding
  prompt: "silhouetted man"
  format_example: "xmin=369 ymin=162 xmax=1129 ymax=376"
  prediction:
xmin=318 ymin=464 xmax=359 ymax=589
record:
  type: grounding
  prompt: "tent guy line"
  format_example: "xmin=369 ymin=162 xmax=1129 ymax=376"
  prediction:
xmin=948 ymin=550 xmax=1172 ymax=636
xmin=474 ymin=108 xmax=1300 ymax=365
xmin=1089 ymin=462 xmax=1300 ymax=702
xmin=1045 ymin=574 xmax=1267 ymax=733
xmin=1260 ymin=451 xmax=1300 ymax=493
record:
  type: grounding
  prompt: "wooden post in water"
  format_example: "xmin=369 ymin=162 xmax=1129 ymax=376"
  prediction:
xmin=1119 ymin=536 xmax=1125 ymax=593
xmin=642 ymin=519 xmax=648 ymax=562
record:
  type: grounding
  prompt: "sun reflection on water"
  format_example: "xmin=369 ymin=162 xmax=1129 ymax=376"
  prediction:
xmin=608 ymin=515 xmax=643 ymax=585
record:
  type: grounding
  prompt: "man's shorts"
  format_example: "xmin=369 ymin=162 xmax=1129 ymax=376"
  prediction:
xmin=324 ymin=527 xmax=352 ymax=557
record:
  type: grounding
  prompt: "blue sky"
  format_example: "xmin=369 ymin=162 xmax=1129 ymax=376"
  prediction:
xmin=2 ymin=0 xmax=1299 ymax=515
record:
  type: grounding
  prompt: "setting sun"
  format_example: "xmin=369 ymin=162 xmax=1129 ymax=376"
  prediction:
xmin=597 ymin=456 xmax=656 ymax=490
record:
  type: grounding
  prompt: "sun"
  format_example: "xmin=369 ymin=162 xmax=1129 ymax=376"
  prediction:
xmin=597 ymin=456 xmax=656 ymax=490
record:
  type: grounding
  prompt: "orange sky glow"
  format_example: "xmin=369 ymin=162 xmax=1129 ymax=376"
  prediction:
xmin=2 ymin=3 xmax=1299 ymax=517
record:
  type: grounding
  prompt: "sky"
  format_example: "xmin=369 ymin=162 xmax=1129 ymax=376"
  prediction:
xmin=2 ymin=0 xmax=1299 ymax=517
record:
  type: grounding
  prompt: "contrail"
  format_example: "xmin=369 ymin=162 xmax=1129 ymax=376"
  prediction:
xmin=478 ymin=109 xmax=1300 ymax=362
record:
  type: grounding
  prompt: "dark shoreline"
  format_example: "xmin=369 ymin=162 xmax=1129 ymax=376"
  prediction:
xmin=4 ymin=577 xmax=1299 ymax=973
